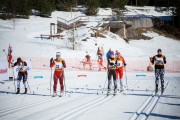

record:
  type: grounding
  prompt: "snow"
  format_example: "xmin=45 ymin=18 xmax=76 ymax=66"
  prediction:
xmin=0 ymin=7 xmax=180 ymax=120
xmin=97 ymin=8 xmax=113 ymax=16
xmin=125 ymin=6 xmax=172 ymax=16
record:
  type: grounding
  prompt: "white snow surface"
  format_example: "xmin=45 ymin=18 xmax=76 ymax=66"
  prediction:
xmin=125 ymin=6 xmax=172 ymax=16
xmin=0 ymin=9 xmax=180 ymax=120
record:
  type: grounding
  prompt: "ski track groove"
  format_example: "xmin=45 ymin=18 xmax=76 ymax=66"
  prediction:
xmin=0 ymin=94 xmax=20 ymax=101
xmin=0 ymin=95 xmax=64 ymax=117
xmin=0 ymin=92 xmax=28 ymax=101
xmin=130 ymin=81 xmax=169 ymax=120
xmin=0 ymin=84 xmax=99 ymax=118
xmin=0 ymin=75 xmax=138 ymax=120
xmin=52 ymin=95 xmax=113 ymax=120
xmin=52 ymin=80 xmax=139 ymax=120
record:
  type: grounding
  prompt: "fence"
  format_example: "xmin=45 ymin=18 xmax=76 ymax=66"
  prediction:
xmin=11 ymin=56 xmax=180 ymax=73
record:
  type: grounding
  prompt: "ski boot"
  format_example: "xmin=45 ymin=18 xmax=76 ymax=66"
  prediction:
xmin=120 ymin=88 xmax=124 ymax=92
xmin=59 ymin=91 xmax=64 ymax=97
xmin=161 ymin=85 xmax=164 ymax=94
xmin=16 ymin=88 xmax=20 ymax=94
xmin=120 ymin=85 xmax=124 ymax=92
xmin=117 ymin=88 xmax=120 ymax=92
xmin=107 ymin=89 xmax=111 ymax=96
xmin=114 ymin=89 xmax=117 ymax=95
xmin=155 ymin=85 xmax=158 ymax=93
xmin=23 ymin=88 xmax=27 ymax=94
xmin=52 ymin=92 xmax=57 ymax=97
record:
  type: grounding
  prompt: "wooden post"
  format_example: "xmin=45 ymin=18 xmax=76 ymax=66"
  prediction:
xmin=50 ymin=23 xmax=52 ymax=40
xmin=123 ymin=23 xmax=127 ymax=39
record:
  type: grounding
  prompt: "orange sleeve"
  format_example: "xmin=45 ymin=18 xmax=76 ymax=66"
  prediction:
xmin=122 ymin=57 xmax=126 ymax=64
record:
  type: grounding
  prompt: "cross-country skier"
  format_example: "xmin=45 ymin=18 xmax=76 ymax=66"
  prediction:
xmin=151 ymin=49 xmax=166 ymax=93
xmin=107 ymin=51 xmax=117 ymax=95
xmin=12 ymin=57 xmax=28 ymax=94
xmin=115 ymin=50 xmax=119 ymax=58
xmin=8 ymin=53 xmax=12 ymax=68
xmin=116 ymin=52 xmax=126 ymax=92
xmin=50 ymin=52 xmax=66 ymax=96
xmin=82 ymin=53 xmax=92 ymax=70
xmin=97 ymin=50 xmax=106 ymax=71
xmin=106 ymin=49 xmax=112 ymax=61
xmin=8 ymin=44 xmax=13 ymax=68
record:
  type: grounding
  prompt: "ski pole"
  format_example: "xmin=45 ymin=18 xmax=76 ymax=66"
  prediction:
xmin=63 ymin=71 xmax=66 ymax=96
xmin=102 ymin=77 xmax=108 ymax=93
xmin=27 ymin=81 xmax=31 ymax=93
xmin=102 ymin=70 xmax=109 ymax=93
xmin=3 ymin=49 xmax=8 ymax=62
xmin=50 ymin=67 xmax=52 ymax=95
xmin=13 ymin=67 xmax=16 ymax=93
xmin=24 ymin=72 xmax=31 ymax=94
xmin=124 ymin=67 xmax=128 ymax=89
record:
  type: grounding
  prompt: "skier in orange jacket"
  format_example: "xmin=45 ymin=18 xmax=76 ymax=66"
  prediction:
xmin=50 ymin=52 xmax=66 ymax=96
xmin=116 ymin=52 xmax=126 ymax=91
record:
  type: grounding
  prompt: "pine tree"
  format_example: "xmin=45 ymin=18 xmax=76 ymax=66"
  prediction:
xmin=77 ymin=0 xmax=86 ymax=6
xmin=100 ymin=0 xmax=111 ymax=8
xmin=56 ymin=0 xmax=76 ymax=11
xmin=155 ymin=0 xmax=180 ymax=27
xmin=32 ymin=0 xmax=55 ymax=17
xmin=85 ymin=0 xmax=99 ymax=15
xmin=111 ymin=0 xmax=128 ymax=19
xmin=16 ymin=0 xmax=31 ymax=18
xmin=127 ymin=0 xmax=148 ymax=6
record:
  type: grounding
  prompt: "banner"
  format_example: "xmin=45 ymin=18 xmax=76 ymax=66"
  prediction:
xmin=0 ymin=60 xmax=9 ymax=81
xmin=13 ymin=60 xmax=32 ymax=80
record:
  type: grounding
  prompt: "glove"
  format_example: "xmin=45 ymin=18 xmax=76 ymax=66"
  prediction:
xmin=50 ymin=58 xmax=53 ymax=62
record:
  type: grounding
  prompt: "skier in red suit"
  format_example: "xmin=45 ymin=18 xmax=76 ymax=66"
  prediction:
xmin=50 ymin=52 xmax=66 ymax=96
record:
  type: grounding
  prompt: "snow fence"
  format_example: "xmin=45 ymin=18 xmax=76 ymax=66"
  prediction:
xmin=10 ymin=56 xmax=180 ymax=73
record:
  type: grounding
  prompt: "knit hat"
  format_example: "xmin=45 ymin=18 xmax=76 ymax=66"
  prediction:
xmin=157 ymin=49 xmax=162 ymax=55
xmin=117 ymin=52 xmax=121 ymax=57
xmin=17 ymin=57 xmax=22 ymax=63
xmin=110 ymin=51 xmax=114 ymax=55
xmin=157 ymin=49 xmax=162 ymax=52
xmin=56 ymin=52 xmax=61 ymax=56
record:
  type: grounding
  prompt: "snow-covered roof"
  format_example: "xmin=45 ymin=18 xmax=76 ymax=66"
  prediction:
xmin=125 ymin=5 xmax=172 ymax=17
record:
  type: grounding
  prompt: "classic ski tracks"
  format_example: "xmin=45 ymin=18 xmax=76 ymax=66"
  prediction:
xmin=52 ymin=95 xmax=114 ymax=120
xmin=0 ymin=95 xmax=66 ymax=117
xmin=0 ymin=94 xmax=20 ymax=101
xmin=52 ymin=80 xmax=140 ymax=120
xmin=0 ymin=93 xmax=27 ymax=101
xmin=130 ymin=81 xmax=169 ymax=120
xmin=0 ymin=87 xmax=103 ymax=118
xmin=0 ymin=79 xmax=139 ymax=119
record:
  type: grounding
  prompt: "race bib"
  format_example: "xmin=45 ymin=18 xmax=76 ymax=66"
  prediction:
xmin=17 ymin=66 xmax=29 ymax=71
xmin=55 ymin=62 xmax=63 ymax=69
xmin=155 ymin=57 xmax=164 ymax=65
xmin=117 ymin=61 xmax=123 ymax=67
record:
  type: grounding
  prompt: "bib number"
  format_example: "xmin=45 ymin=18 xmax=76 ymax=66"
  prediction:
xmin=117 ymin=61 xmax=123 ymax=67
xmin=55 ymin=63 xmax=63 ymax=69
